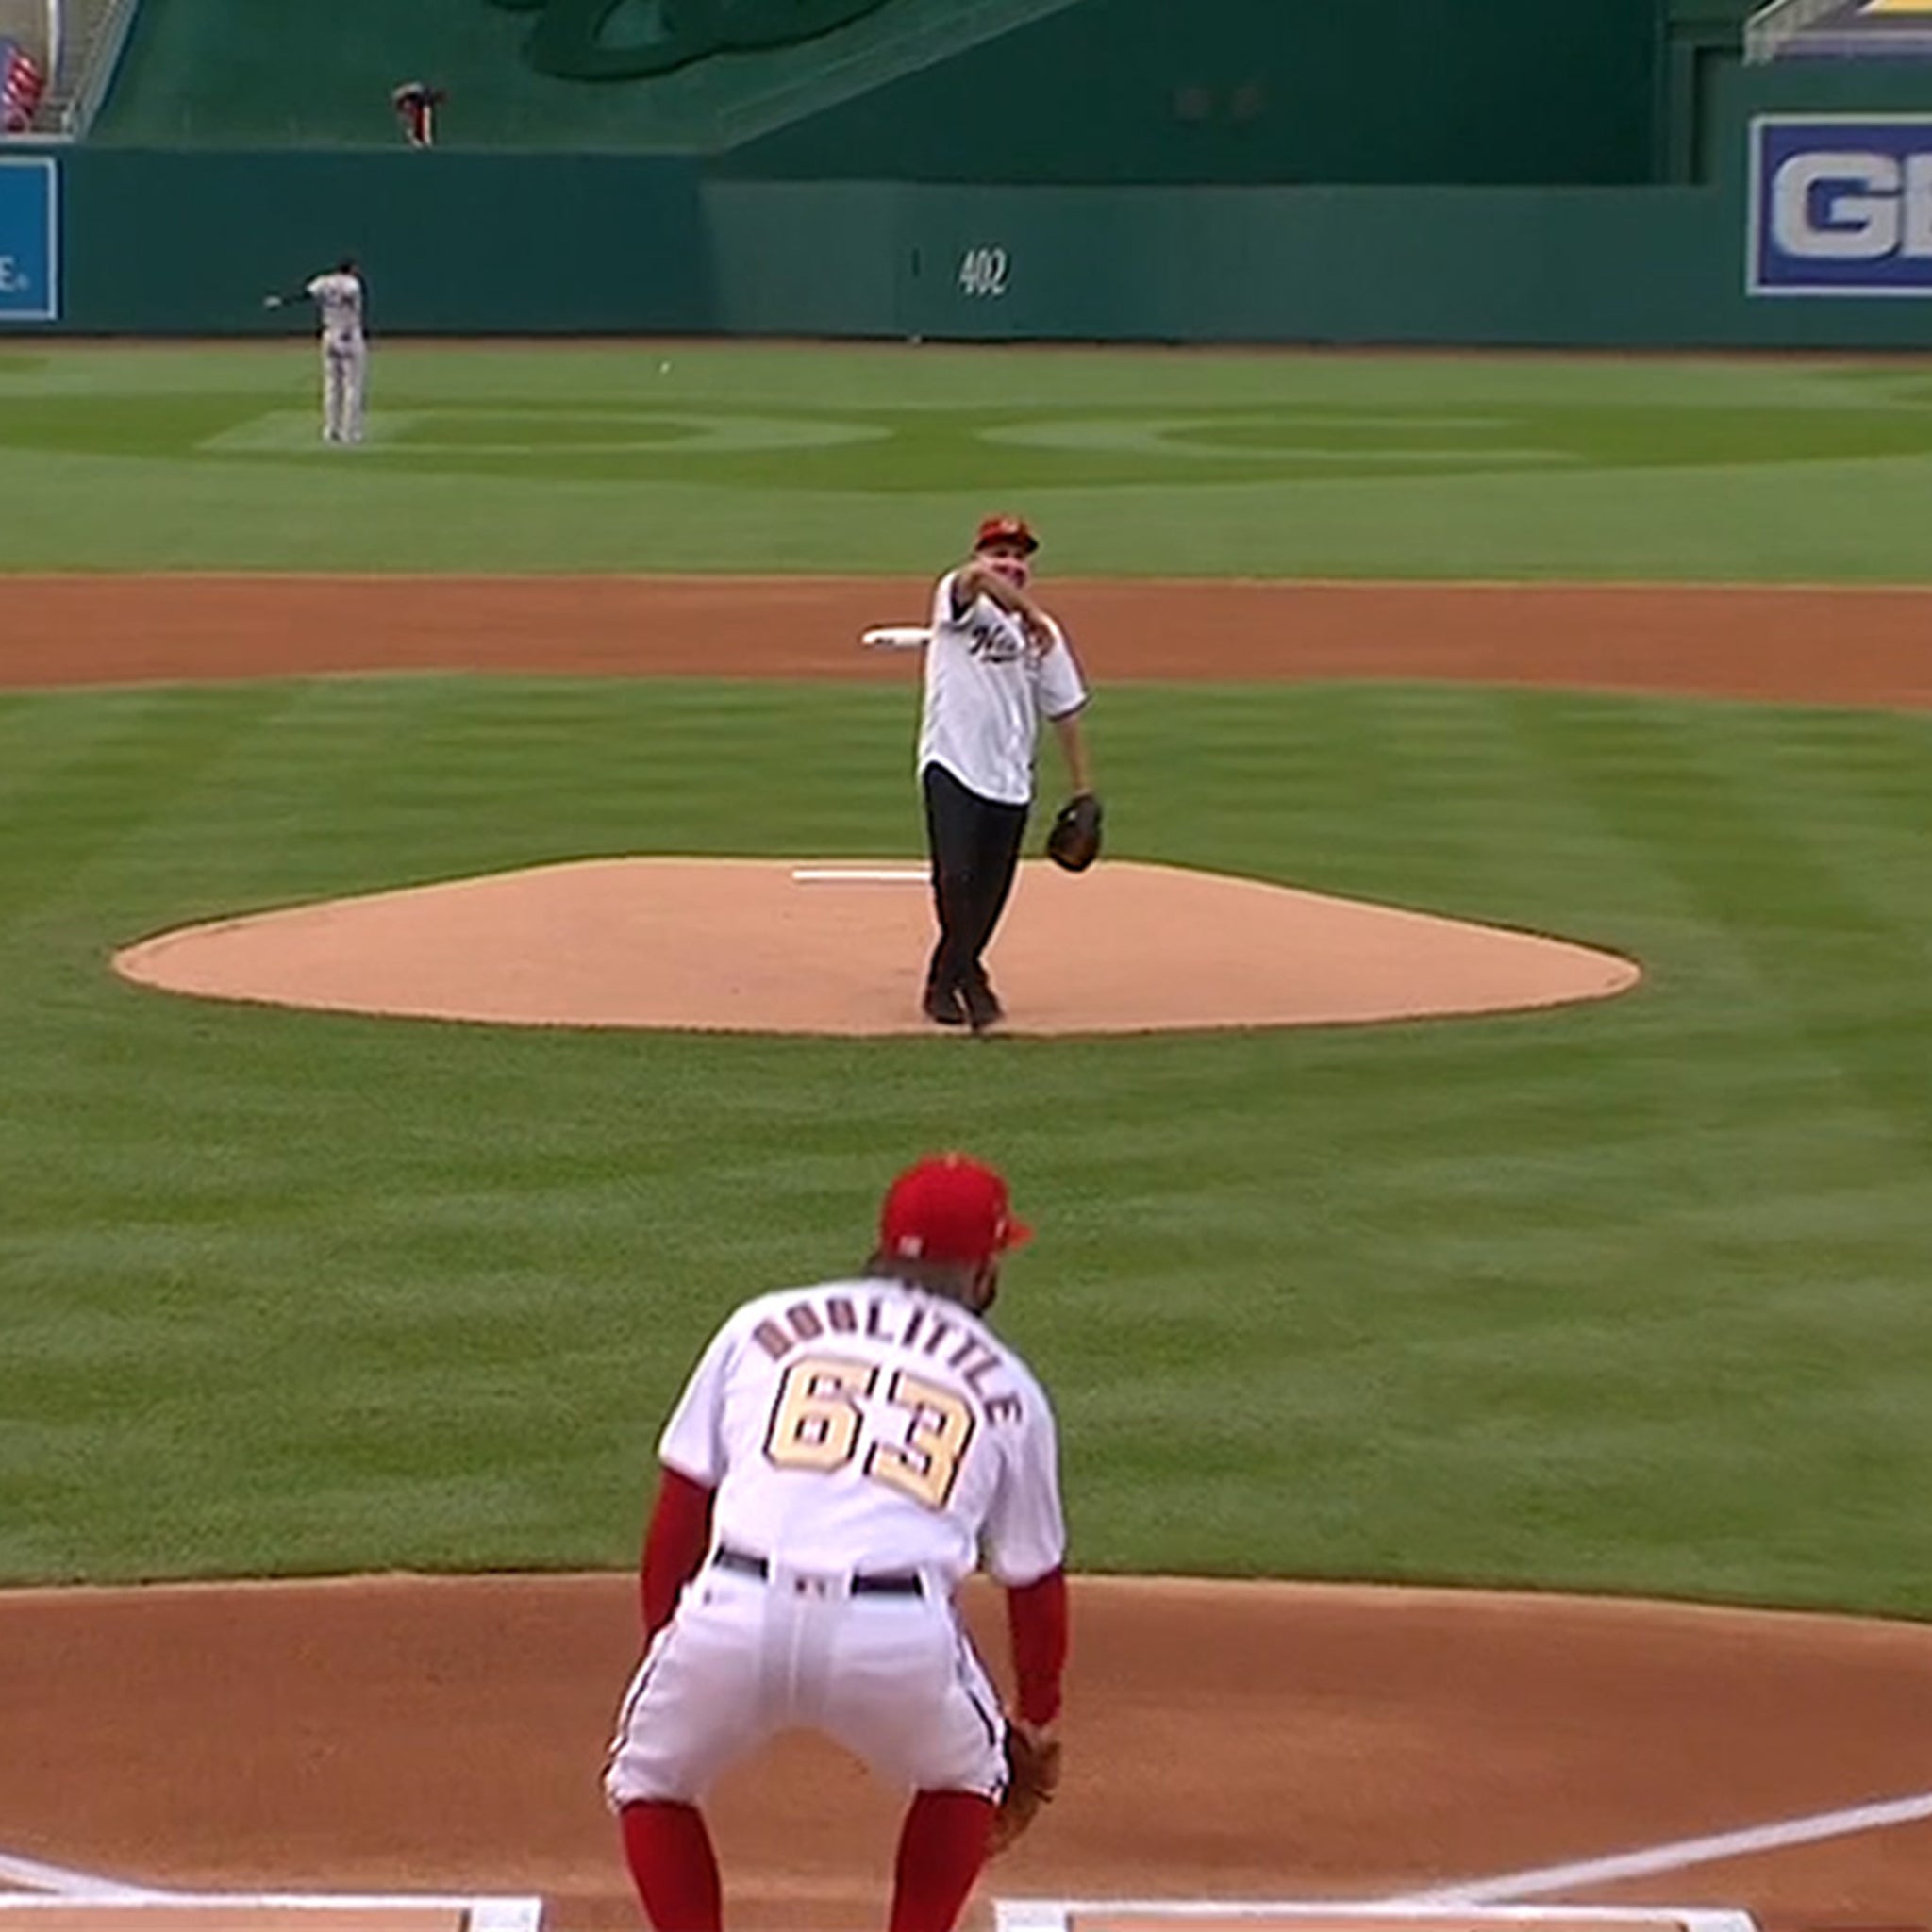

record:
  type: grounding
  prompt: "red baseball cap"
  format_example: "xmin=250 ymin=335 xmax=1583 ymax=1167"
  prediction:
xmin=975 ymin=513 xmax=1039 ymax=555
xmin=879 ymin=1154 xmax=1033 ymax=1265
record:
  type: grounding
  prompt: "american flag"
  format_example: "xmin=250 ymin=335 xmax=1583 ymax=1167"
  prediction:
xmin=2 ymin=37 xmax=47 ymax=135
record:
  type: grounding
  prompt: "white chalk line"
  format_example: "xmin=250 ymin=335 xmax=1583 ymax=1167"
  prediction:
xmin=0 ymin=1848 xmax=542 ymax=1930
xmin=0 ymin=1849 xmax=169 ymax=1899
xmin=994 ymin=1906 xmax=1752 ymax=1932
xmin=790 ymin=867 xmax=925 ymax=883
xmin=0 ymin=1899 xmax=542 ymax=1932
xmin=13 ymin=1783 xmax=1932 ymax=1924
xmin=1391 ymin=1785 xmax=1932 ymax=1905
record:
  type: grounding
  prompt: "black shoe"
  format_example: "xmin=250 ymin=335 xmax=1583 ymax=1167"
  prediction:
xmin=923 ymin=982 xmax=968 ymax=1027
xmin=959 ymin=974 xmax=1004 ymax=1034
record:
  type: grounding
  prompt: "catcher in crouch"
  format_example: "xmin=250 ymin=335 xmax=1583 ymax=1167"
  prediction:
xmin=915 ymin=513 xmax=1102 ymax=1033
xmin=604 ymin=1152 xmax=1069 ymax=1932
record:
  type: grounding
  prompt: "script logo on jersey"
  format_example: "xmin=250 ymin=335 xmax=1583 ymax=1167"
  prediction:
xmin=964 ymin=615 xmax=1027 ymax=666
xmin=485 ymin=0 xmax=891 ymax=80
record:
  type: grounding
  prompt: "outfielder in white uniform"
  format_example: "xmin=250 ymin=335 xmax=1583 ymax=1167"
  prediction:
xmin=605 ymin=1153 xmax=1071 ymax=1932
xmin=263 ymin=258 xmax=368 ymax=446
xmin=919 ymin=513 xmax=1093 ymax=1032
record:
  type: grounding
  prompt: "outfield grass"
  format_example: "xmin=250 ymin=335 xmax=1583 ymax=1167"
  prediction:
xmin=6 ymin=671 xmax=1932 ymax=1616
xmin=7 ymin=343 xmax=1932 ymax=576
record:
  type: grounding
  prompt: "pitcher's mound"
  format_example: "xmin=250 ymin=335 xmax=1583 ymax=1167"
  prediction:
xmin=112 ymin=858 xmax=1639 ymax=1036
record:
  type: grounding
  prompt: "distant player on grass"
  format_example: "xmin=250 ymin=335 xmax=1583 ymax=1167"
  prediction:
xmin=263 ymin=258 xmax=368 ymax=447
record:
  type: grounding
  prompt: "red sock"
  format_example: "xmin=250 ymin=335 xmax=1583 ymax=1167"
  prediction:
xmin=888 ymin=1790 xmax=997 ymax=1932
xmin=619 ymin=1800 xmax=722 ymax=1932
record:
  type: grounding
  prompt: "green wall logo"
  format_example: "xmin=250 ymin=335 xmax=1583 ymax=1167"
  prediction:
xmin=486 ymin=0 xmax=891 ymax=80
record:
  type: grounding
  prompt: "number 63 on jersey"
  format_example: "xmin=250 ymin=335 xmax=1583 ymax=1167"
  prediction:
xmin=765 ymin=1354 xmax=975 ymax=1511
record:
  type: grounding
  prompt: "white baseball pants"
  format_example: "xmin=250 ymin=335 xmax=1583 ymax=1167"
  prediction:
xmin=604 ymin=1554 xmax=1008 ymax=1806
xmin=322 ymin=340 xmax=367 ymax=444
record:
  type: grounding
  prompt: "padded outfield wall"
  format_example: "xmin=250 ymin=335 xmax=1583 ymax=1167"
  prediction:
xmin=6 ymin=58 xmax=1932 ymax=345
xmin=96 ymin=0 xmax=1664 ymax=185
xmin=15 ymin=151 xmax=711 ymax=334
xmin=710 ymin=0 xmax=1661 ymax=188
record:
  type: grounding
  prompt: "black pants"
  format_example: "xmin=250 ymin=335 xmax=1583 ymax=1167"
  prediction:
xmin=922 ymin=762 xmax=1028 ymax=996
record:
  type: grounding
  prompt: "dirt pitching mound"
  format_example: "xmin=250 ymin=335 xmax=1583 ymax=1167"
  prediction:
xmin=111 ymin=858 xmax=1639 ymax=1036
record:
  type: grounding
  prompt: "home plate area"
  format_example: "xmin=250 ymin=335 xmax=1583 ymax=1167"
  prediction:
xmin=0 ymin=1894 xmax=1760 ymax=1932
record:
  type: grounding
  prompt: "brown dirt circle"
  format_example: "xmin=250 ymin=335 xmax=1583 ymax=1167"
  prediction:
xmin=109 ymin=858 xmax=1640 ymax=1036
xmin=8 ymin=574 xmax=1932 ymax=1932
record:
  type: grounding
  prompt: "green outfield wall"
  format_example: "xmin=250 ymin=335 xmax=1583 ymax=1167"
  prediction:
xmin=716 ymin=0 xmax=1661 ymax=187
xmin=84 ymin=0 xmax=1758 ymax=191
xmin=10 ymin=58 xmax=1932 ymax=347
xmin=41 ymin=150 xmax=711 ymax=333
xmin=100 ymin=0 xmax=1663 ymax=185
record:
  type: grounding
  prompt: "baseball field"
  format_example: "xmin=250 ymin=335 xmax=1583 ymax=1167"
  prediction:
xmin=4 ymin=340 xmax=1932 ymax=1932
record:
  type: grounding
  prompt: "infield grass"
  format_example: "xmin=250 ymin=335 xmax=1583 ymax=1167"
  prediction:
xmin=6 ymin=673 xmax=1932 ymax=1614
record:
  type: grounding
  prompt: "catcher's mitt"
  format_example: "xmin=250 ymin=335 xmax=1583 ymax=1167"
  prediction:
xmin=989 ymin=1721 xmax=1062 ymax=1857
xmin=1045 ymin=792 xmax=1103 ymax=873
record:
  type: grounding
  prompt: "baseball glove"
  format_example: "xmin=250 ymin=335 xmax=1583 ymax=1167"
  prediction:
xmin=988 ymin=1721 xmax=1062 ymax=1857
xmin=1044 ymin=792 xmax=1103 ymax=873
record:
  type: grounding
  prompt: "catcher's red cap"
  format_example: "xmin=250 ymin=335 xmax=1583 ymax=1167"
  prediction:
xmin=975 ymin=513 xmax=1039 ymax=556
xmin=880 ymin=1154 xmax=1033 ymax=1265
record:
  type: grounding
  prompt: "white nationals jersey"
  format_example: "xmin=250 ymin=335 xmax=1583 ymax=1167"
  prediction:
xmin=658 ymin=1275 xmax=1066 ymax=1589
xmin=918 ymin=570 xmax=1088 ymax=807
xmin=306 ymin=272 xmax=365 ymax=349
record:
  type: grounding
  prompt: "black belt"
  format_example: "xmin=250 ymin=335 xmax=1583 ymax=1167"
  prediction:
xmin=714 ymin=1545 xmax=924 ymax=1597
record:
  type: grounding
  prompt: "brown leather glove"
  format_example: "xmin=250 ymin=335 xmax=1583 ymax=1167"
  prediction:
xmin=988 ymin=1720 xmax=1062 ymax=1857
xmin=1044 ymin=793 xmax=1103 ymax=873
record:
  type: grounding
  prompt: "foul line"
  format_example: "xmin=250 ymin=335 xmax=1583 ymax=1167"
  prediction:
xmin=0 ymin=1851 xmax=167 ymax=1900
xmin=0 ymin=1848 xmax=541 ymax=1932
xmin=1393 ymin=1787 xmax=1932 ymax=1905
xmin=994 ymin=1906 xmax=1753 ymax=1932
xmin=16 ymin=1785 xmax=1932 ymax=1925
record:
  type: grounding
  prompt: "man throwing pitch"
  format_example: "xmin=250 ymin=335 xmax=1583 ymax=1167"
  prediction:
xmin=263 ymin=258 xmax=368 ymax=446
xmin=604 ymin=1152 xmax=1071 ymax=1932
xmin=919 ymin=514 xmax=1095 ymax=1031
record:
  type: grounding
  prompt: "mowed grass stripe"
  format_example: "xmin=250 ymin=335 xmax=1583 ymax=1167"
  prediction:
xmin=1674 ymin=704 xmax=1932 ymax=958
xmin=12 ymin=344 xmax=1932 ymax=576
xmin=2 ymin=676 xmax=1931 ymax=1607
xmin=1057 ymin=688 xmax=1932 ymax=1600
xmin=1535 ymin=699 xmax=1932 ymax=1166
xmin=0 ymin=685 xmax=308 ymax=928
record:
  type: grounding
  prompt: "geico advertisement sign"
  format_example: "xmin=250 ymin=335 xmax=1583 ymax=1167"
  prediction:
xmin=1751 ymin=116 xmax=1932 ymax=295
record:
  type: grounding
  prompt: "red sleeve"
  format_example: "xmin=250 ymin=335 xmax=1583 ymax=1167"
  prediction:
xmin=640 ymin=1465 xmax=715 ymax=1643
xmin=1004 ymin=1566 xmax=1069 ymax=1726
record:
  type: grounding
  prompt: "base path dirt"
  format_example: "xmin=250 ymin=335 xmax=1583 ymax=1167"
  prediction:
xmin=4 ymin=1576 xmax=1932 ymax=1932
xmin=3 ymin=575 xmax=1932 ymax=706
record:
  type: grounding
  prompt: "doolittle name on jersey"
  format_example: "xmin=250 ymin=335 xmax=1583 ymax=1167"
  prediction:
xmin=749 ymin=1291 xmax=1026 ymax=1424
